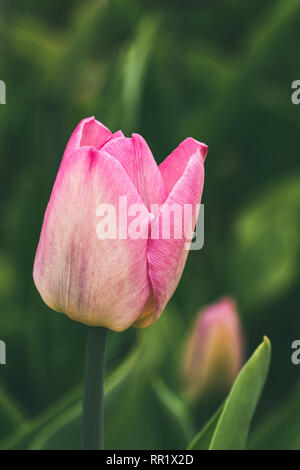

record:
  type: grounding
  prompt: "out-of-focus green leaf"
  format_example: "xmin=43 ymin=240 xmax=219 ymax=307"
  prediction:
xmin=209 ymin=337 xmax=271 ymax=450
xmin=187 ymin=404 xmax=223 ymax=450
xmin=0 ymin=384 xmax=82 ymax=450
xmin=121 ymin=16 xmax=161 ymax=130
xmin=11 ymin=16 xmax=60 ymax=75
xmin=231 ymin=175 xmax=300 ymax=311
xmin=0 ymin=381 xmax=25 ymax=438
xmin=247 ymin=0 xmax=300 ymax=65
xmin=0 ymin=253 xmax=16 ymax=300
xmin=28 ymin=401 xmax=81 ymax=450
xmin=152 ymin=377 xmax=194 ymax=445
xmin=103 ymin=14 xmax=161 ymax=132
xmin=249 ymin=381 xmax=300 ymax=450
xmin=205 ymin=0 xmax=300 ymax=145
xmin=46 ymin=1 xmax=107 ymax=98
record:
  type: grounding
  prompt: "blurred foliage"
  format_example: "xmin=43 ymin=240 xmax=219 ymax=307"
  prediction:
xmin=0 ymin=0 xmax=300 ymax=449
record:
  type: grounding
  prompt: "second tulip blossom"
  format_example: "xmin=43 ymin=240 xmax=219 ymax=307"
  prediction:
xmin=182 ymin=298 xmax=244 ymax=398
xmin=33 ymin=117 xmax=208 ymax=331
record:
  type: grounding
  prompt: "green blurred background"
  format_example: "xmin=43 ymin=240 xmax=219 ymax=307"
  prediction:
xmin=0 ymin=0 xmax=300 ymax=450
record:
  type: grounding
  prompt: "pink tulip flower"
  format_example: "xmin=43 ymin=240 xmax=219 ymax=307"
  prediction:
xmin=33 ymin=117 xmax=208 ymax=331
xmin=182 ymin=298 xmax=244 ymax=398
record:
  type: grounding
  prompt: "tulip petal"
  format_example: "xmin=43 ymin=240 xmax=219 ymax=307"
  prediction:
xmin=102 ymin=133 xmax=166 ymax=212
xmin=100 ymin=130 xmax=124 ymax=148
xmin=159 ymin=138 xmax=208 ymax=196
xmin=137 ymin=147 xmax=205 ymax=327
xmin=33 ymin=147 xmax=152 ymax=332
xmin=63 ymin=117 xmax=113 ymax=160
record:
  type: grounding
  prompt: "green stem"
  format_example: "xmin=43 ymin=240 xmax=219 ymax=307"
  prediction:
xmin=82 ymin=326 xmax=107 ymax=450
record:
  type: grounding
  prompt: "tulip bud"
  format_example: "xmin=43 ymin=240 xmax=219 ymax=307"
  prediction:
xmin=33 ymin=117 xmax=208 ymax=331
xmin=182 ymin=298 xmax=244 ymax=399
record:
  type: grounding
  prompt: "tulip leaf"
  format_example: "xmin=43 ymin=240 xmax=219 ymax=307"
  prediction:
xmin=209 ymin=337 xmax=271 ymax=450
xmin=187 ymin=404 xmax=223 ymax=450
